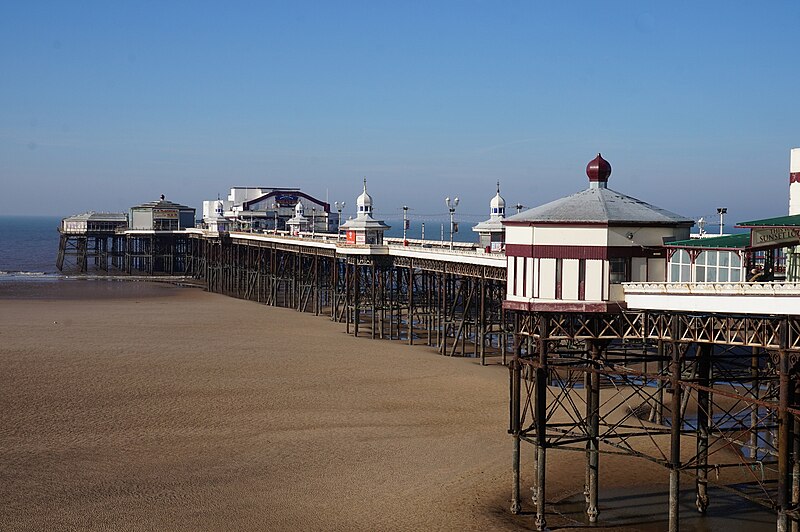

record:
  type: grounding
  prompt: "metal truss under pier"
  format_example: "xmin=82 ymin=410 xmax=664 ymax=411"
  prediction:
xmin=57 ymin=232 xmax=126 ymax=273
xmin=189 ymin=234 xmax=511 ymax=361
xmin=509 ymin=310 xmax=800 ymax=531
xmin=57 ymin=231 xmax=193 ymax=276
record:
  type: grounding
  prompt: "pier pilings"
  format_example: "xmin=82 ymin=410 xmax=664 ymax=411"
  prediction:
xmin=508 ymin=310 xmax=800 ymax=531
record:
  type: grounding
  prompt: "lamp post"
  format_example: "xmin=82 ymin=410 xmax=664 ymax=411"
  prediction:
xmin=515 ymin=203 xmax=525 ymax=214
xmin=717 ymin=207 xmax=727 ymax=235
xmin=402 ymin=205 xmax=409 ymax=246
xmin=445 ymin=196 xmax=459 ymax=250
xmin=312 ymin=206 xmax=316 ymax=237
xmin=335 ymin=201 xmax=346 ymax=241
xmin=272 ymin=202 xmax=278 ymax=233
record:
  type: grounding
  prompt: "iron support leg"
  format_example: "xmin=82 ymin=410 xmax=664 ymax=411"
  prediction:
xmin=534 ymin=338 xmax=548 ymax=531
xmin=656 ymin=341 xmax=665 ymax=425
xmin=751 ymin=347 xmax=760 ymax=462
xmin=587 ymin=343 xmax=600 ymax=523
xmin=778 ymin=348 xmax=791 ymax=532
xmin=584 ymin=366 xmax=591 ymax=507
xmin=696 ymin=344 xmax=710 ymax=514
xmin=793 ymin=403 xmax=800 ymax=532
xmin=669 ymin=342 xmax=682 ymax=532
xmin=511 ymin=356 xmax=521 ymax=514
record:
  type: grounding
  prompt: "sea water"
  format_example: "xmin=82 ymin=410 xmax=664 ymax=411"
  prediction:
xmin=0 ymin=216 xmax=63 ymax=280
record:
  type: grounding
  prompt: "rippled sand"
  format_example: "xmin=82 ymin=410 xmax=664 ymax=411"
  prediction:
xmin=0 ymin=281 xmax=772 ymax=531
xmin=0 ymin=281 xmax=521 ymax=531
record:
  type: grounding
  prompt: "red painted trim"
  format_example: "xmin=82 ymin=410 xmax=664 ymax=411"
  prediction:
xmin=503 ymin=220 xmax=608 ymax=227
xmin=506 ymin=244 xmax=658 ymax=260
xmin=502 ymin=300 xmax=625 ymax=313
xmin=522 ymin=257 xmax=527 ymax=297
xmin=602 ymin=260 xmax=606 ymax=300
xmin=791 ymin=172 xmax=800 ymax=184
xmin=513 ymin=257 xmax=518 ymax=296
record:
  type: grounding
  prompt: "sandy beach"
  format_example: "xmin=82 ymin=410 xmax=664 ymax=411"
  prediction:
xmin=0 ymin=281 xmax=774 ymax=531
xmin=1 ymin=281 xmax=519 ymax=531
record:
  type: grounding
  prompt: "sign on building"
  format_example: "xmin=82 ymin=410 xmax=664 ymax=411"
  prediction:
xmin=153 ymin=209 xmax=179 ymax=220
xmin=750 ymin=227 xmax=800 ymax=248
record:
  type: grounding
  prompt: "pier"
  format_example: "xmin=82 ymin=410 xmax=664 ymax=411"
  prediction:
xmin=188 ymin=231 xmax=509 ymax=362
xmin=54 ymin=151 xmax=800 ymax=531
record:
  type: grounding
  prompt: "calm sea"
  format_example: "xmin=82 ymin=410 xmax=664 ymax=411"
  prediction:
xmin=0 ymin=216 xmax=63 ymax=279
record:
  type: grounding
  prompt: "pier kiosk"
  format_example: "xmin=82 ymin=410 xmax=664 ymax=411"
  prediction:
xmin=472 ymin=182 xmax=507 ymax=253
xmin=205 ymin=200 xmax=230 ymax=234
xmin=285 ymin=200 xmax=311 ymax=235
xmin=339 ymin=179 xmax=389 ymax=246
xmin=504 ymin=153 xmax=700 ymax=530
xmin=503 ymin=153 xmax=692 ymax=313
xmin=507 ymin=152 xmax=800 ymax=532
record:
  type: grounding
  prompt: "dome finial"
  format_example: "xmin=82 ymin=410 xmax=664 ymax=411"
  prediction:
xmin=356 ymin=177 xmax=373 ymax=216
xmin=586 ymin=153 xmax=612 ymax=188
xmin=496 ymin=180 xmax=500 ymax=194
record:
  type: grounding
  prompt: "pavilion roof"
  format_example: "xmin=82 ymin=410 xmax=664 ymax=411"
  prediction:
xmin=736 ymin=213 xmax=800 ymax=228
xmin=665 ymin=233 xmax=750 ymax=250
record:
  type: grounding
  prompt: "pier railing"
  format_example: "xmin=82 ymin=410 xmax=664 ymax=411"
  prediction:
xmin=623 ymin=281 xmax=800 ymax=314
xmin=624 ymin=281 xmax=800 ymax=295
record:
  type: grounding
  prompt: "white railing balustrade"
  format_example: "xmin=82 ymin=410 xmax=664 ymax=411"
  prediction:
xmin=624 ymin=282 xmax=800 ymax=296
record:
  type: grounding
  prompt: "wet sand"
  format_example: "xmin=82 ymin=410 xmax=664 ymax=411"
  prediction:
xmin=0 ymin=281 xmax=774 ymax=531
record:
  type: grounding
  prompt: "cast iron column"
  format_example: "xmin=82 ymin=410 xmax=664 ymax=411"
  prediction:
xmin=534 ymin=329 xmax=548 ymax=531
xmin=695 ymin=344 xmax=710 ymax=514
xmin=669 ymin=339 xmax=683 ymax=532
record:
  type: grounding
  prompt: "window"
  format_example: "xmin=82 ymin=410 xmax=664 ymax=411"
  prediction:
xmin=668 ymin=250 xmax=691 ymax=282
xmin=696 ymin=251 xmax=742 ymax=283
xmin=555 ymin=259 xmax=562 ymax=299
xmin=609 ymin=257 xmax=629 ymax=284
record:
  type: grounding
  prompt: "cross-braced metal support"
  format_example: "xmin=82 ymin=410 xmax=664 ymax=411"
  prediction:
xmin=508 ymin=309 xmax=800 ymax=531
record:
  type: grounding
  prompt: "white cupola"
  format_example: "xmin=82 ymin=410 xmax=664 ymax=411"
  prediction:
xmin=286 ymin=199 xmax=310 ymax=235
xmin=356 ymin=178 xmax=373 ymax=216
xmin=339 ymin=177 xmax=390 ymax=246
xmin=473 ymin=181 xmax=508 ymax=252
xmin=490 ymin=181 xmax=506 ymax=218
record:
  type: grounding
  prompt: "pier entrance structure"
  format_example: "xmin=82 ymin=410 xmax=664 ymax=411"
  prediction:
xmin=507 ymin=154 xmax=800 ymax=531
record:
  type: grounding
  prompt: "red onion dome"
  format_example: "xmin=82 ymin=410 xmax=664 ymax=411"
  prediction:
xmin=586 ymin=153 xmax=612 ymax=183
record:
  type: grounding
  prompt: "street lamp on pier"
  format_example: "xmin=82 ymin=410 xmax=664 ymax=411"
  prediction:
xmin=445 ymin=196 xmax=459 ymax=250
xmin=717 ymin=207 xmax=727 ymax=235
xmin=271 ymin=202 xmax=278 ymax=233
xmin=335 ymin=201 xmax=346 ymax=241
xmin=402 ymin=205 xmax=409 ymax=246
xmin=312 ymin=206 xmax=316 ymax=237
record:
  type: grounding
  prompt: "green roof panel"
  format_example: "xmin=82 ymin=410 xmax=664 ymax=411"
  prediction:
xmin=665 ymin=233 xmax=750 ymax=249
xmin=737 ymin=213 xmax=800 ymax=227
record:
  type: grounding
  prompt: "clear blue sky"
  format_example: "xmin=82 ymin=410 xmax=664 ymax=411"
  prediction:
xmin=1 ymin=1 xmax=799 ymax=227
